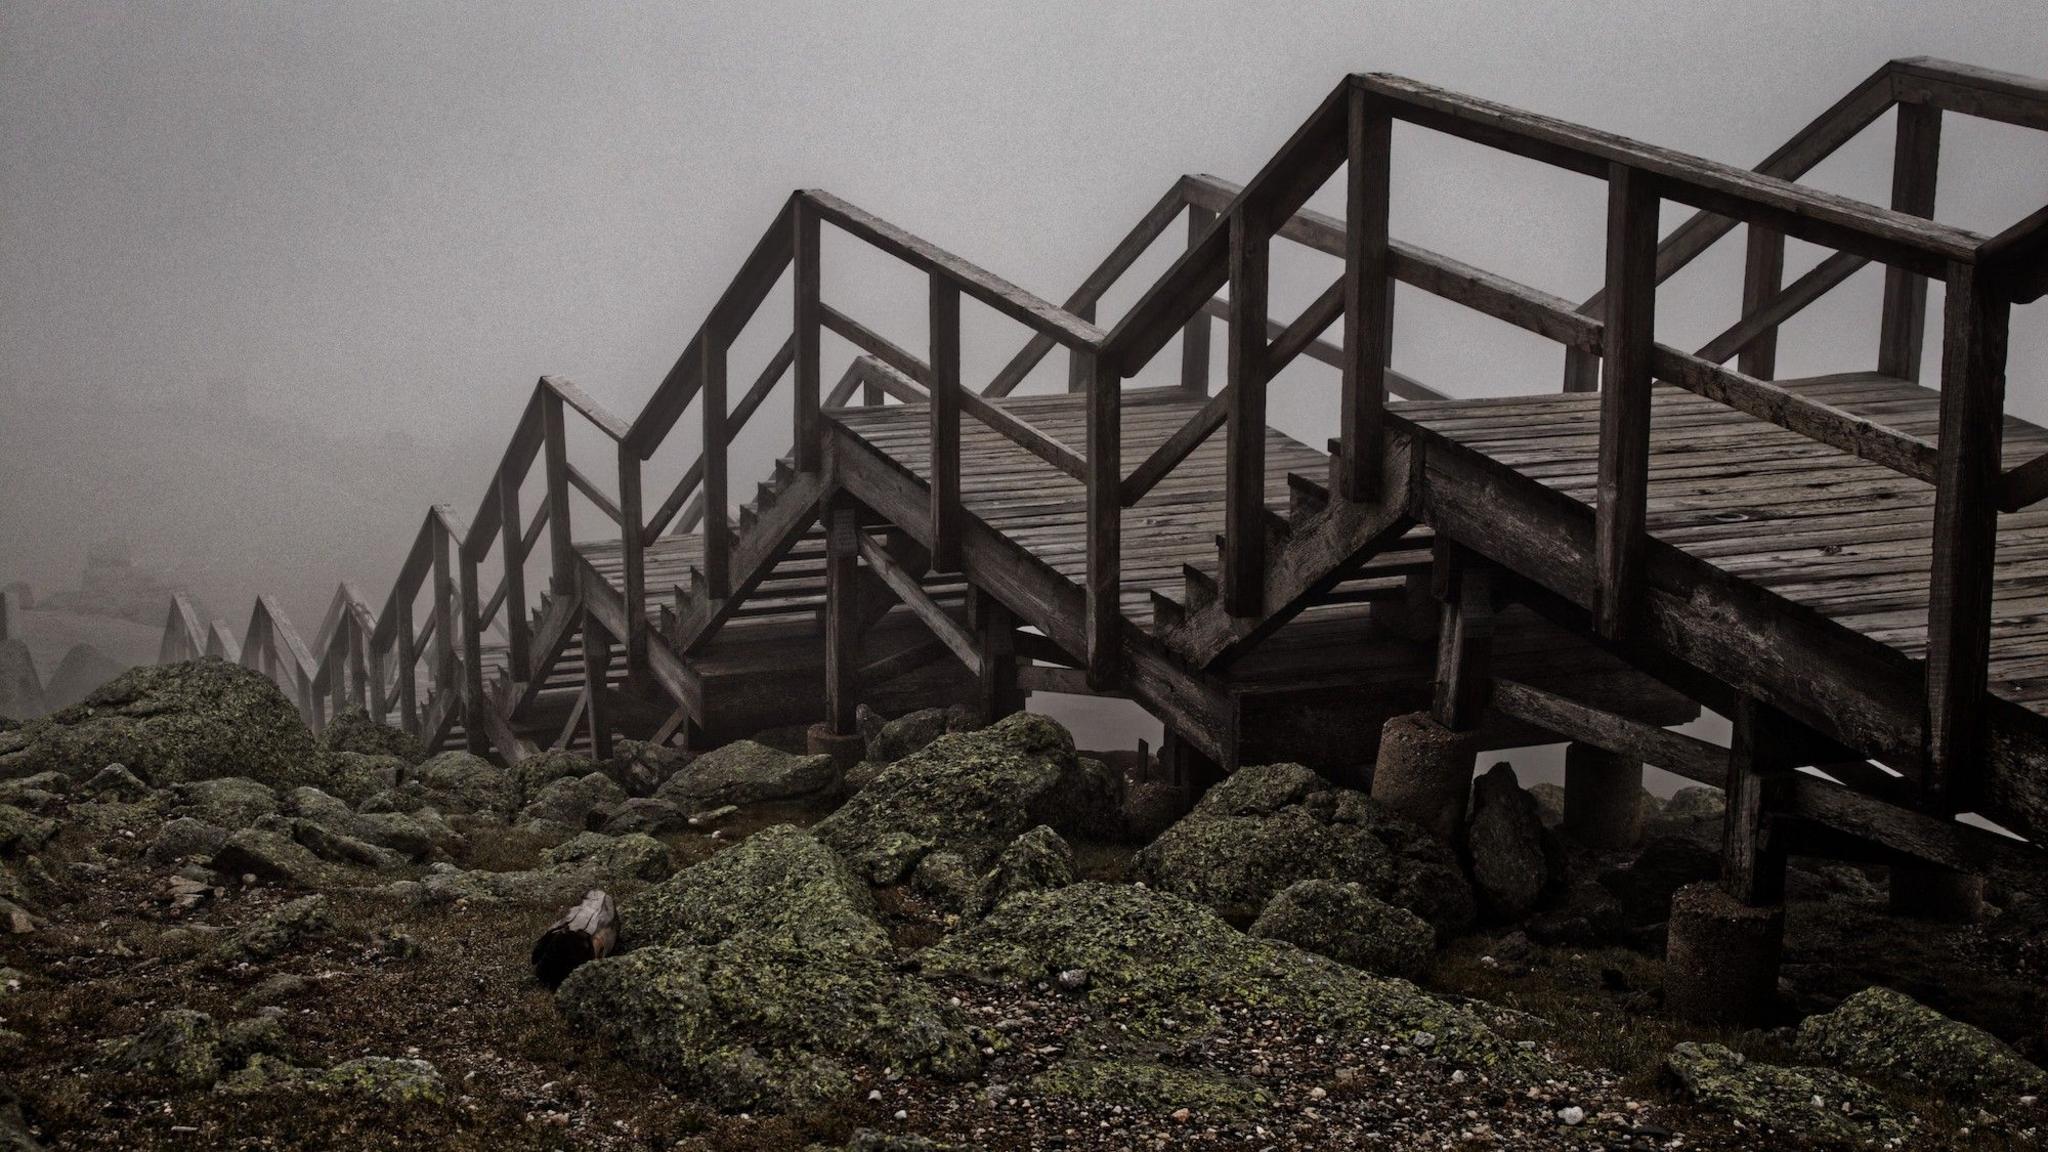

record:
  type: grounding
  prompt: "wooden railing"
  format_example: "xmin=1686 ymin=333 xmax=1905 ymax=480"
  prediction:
xmin=1072 ymin=60 xmax=2043 ymax=806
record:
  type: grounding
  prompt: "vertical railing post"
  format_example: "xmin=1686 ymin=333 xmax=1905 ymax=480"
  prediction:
xmin=541 ymin=387 xmax=576 ymax=596
xmin=497 ymin=463 xmax=531 ymax=677
xmin=348 ymin=613 xmax=370 ymax=713
xmin=1082 ymin=347 xmax=1118 ymax=687
xmin=929 ymin=273 xmax=963 ymax=572
xmin=1737 ymin=226 xmax=1785 ymax=379
xmin=823 ymin=497 xmax=861 ymax=735
xmin=1594 ymin=164 xmax=1658 ymax=640
xmin=1925 ymin=261 xmax=2009 ymax=806
xmin=1067 ymin=301 xmax=1097 ymax=394
xmin=1180 ymin=205 xmax=1215 ymax=395
xmin=459 ymin=540 xmax=488 ymax=755
xmin=430 ymin=515 xmax=457 ymax=730
xmin=617 ymin=445 xmax=647 ymax=686
xmin=1879 ymin=102 xmax=1943 ymax=382
xmin=1222 ymin=207 xmax=1271 ymax=617
xmin=1340 ymin=86 xmax=1393 ymax=502
xmin=327 ymin=623 xmax=347 ymax=718
xmin=580 ymin=611 xmax=614 ymax=759
xmin=394 ymin=582 xmax=418 ymax=734
xmin=793 ymin=195 xmax=824 ymax=469
xmin=363 ymin=616 xmax=387 ymax=721
xmin=701 ymin=334 xmax=731 ymax=599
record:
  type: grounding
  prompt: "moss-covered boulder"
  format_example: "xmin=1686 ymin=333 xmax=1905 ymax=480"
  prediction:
xmin=967 ymin=825 xmax=1076 ymax=918
xmin=1132 ymin=763 xmax=1473 ymax=934
xmin=218 ymin=895 xmax=331 ymax=962
xmin=0 ymin=660 xmax=320 ymax=789
xmin=1796 ymin=986 xmax=2048 ymax=1104
xmin=1662 ymin=1041 xmax=1905 ymax=1147
xmin=319 ymin=706 xmax=424 ymax=764
xmin=1029 ymin=1059 xmax=1267 ymax=1114
xmin=103 ymin=1008 xmax=224 ymax=1087
xmin=510 ymin=749 xmax=601 ymax=807
xmin=653 ymin=740 xmax=837 ymax=812
xmin=542 ymin=831 xmax=674 ymax=884
xmin=1249 ymin=878 xmax=1436 ymax=979
xmin=923 ymin=881 xmax=1523 ymax=1075
xmin=170 ymin=777 xmax=280 ymax=827
xmin=410 ymin=751 xmax=514 ymax=818
xmin=557 ymin=825 xmax=978 ymax=1112
xmin=518 ymin=772 xmax=627 ymax=829
xmin=313 ymin=1056 xmax=446 ymax=1105
xmin=813 ymin=713 xmax=1120 ymax=885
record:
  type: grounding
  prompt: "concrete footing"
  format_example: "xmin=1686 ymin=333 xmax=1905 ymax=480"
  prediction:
xmin=1562 ymin=742 xmax=1644 ymax=850
xmin=806 ymin=722 xmax=867 ymax=782
xmin=1889 ymin=863 xmax=1985 ymax=923
xmin=1664 ymin=881 xmax=1783 ymax=1026
xmin=1370 ymin=712 xmax=1471 ymax=842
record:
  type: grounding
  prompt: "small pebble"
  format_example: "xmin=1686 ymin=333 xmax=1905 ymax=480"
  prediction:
xmin=1558 ymin=1105 xmax=1585 ymax=1126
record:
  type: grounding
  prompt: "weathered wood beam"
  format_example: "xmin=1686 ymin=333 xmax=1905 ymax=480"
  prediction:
xmin=1432 ymin=545 xmax=1495 ymax=731
xmin=1699 ymin=250 xmax=1868 ymax=368
xmin=1783 ymin=771 xmax=2042 ymax=874
xmin=1878 ymin=102 xmax=1942 ymax=382
xmin=1891 ymin=56 xmax=2048 ymax=132
xmin=1180 ymin=202 xmax=1215 ymax=396
xmin=542 ymin=391 xmax=576 ymax=595
xmin=1082 ymin=349 xmax=1119 ymax=687
xmin=929 ymin=275 xmax=963 ymax=571
xmin=1341 ymin=87 xmax=1393 ymax=501
xmin=1723 ymin=699 xmax=1796 ymax=905
xmin=1735 ymin=225 xmax=1786 ymax=380
xmin=794 ymin=199 xmax=823 ymax=471
xmin=854 ymin=528 xmax=980 ymax=677
xmin=1924 ymin=263 xmax=2010 ymax=807
xmin=581 ymin=613 xmax=614 ymax=760
xmin=564 ymin=463 xmax=622 ymax=526
xmin=824 ymin=499 xmax=861 ymax=736
xmin=701 ymin=334 xmax=731 ymax=598
xmin=1594 ymin=164 xmax=1658 ymax=640
xmin=1490 ymin=678 xmax=1727 ymax=786
xmin=1222 ymin=210 xmax=1271 ymax=617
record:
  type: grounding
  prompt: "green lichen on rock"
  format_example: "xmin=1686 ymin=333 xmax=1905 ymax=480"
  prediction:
xmin=104 ymin=1008 xmax=224 ymax=1087
xmin=312 ymin=1056 xmax=446 ymax=1105
xmin=409 ymin=751 xmax=515 ymax=817
xmin=1132 ymin=763 xmax=1473 ymax=934
xmin=213 ymin=828 xmax=337 ymax=890
xmin=1796 ymin=985 xmax=2048 ymax=1104
xmin=1249 ymin=878 xmax=1436 ymax=979
xmin=1029 ymin=1058 xmax=1267 ymax=1114
xmin=1663 ymin=1041 xmax=1906 ymax=1147
xmin=218 ymin=895 xmax=331 ymax=962
xmin=966 ymin=825 xmax=1075 ymax=918
xmin=813 ymin=712 xmax=1120 ymax=885
xmin=510 ymin=749 xmax=600 ymax=807
xmin=0 ymin=805 xmax=56 ymax=858
xmin=557 ymin=825 xmax=978 ymax=1112
xmin=319 ymin=751 xmax=407 ymax=806
xmin=653 ymin=740 xmax=837 ymax=811
xmin=923 ymin=881 xmax=1523 ymax=1073
xmin=542 ymin=831 xmax=674 ymax=884
xmin=319 ymin=706 xmax=424 ymax=764
xmin=0 ymin=660 xmax=321 ymax=789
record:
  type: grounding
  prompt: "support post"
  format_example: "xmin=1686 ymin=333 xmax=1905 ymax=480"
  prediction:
xmin=616 ymin=447 xmax=647 ymax=688
xmin=1431 ymin=547 xmax=1494 ymax=732
xmin=581 ymin=612 xmax=614 ymax=760
xmin=823 ymin=498 xmax=861 ymax=736
xmin=1878 ymin=103 xmax=1942 ymax=382
xmin=1594 ymin=163 xmax=1658 ymax=640
xmin=1722 ymin=698 xmax=1794 ymax=907
xmin=971 ymin=588 xmax=1022 ymax=723
xmin=541 ymin=389 xmax=576 ymax=596
xmin=929 ymin=274 xmax=962 ymax=572
xmin=1925 ymin=263 xmax=2008 ymax=806
xmin=1067 ymin=301 xmax=1097 ymax=394
xmin=1222 ymin=208 xmax=1270 ymax=617
xmin=702 ymin=333 xmax=731 ymax=599
xmin=1562 ymin=742 xmax=1644 ymax=850
xmin=348 ymin=615 xmax=371 ymax=714
xmin=1737 ymin=225 xmax=1785 ymax=379
xmin=1370 ymin=712 xmax=1470 ymax=843
xmin=497 ymin=465 xmax=531 ymax=676
xmin=394 ymin=586 xmax=418 ymax=733
xmin=1179 ymin=205 xmax=1215 ymax=395
xmin=793 ymin=197 xmax=823 ymax=470
xmin=430 ymin=522 xmax=457 ymax=723
xmin=1340 ymin=87 xmax=1392 ymax=502
xmin=1082 ymin=348 xmax=1119 ymax=688
xmin=459 ymin=544 xmax=488 ymax=755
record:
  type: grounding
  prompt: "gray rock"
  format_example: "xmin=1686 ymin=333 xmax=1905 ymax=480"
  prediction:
xmin=815 ymin=713 xmax=1122 ymax=885
xmin=1121 ymin=779 xmax=1191 ymax=844
xmin=1250 ymin=879 xmax=1436 ymax=979
xmin=319 ymin=706 xmax=425 ymax=764
xmin=1662 ymin=1041 xmax=1904 ymax=1147
xmin=543 ymin=832 xmax=675 ymax=883
xmin=1464 ymin=763 xmax=1554 ymax=923
xmin=1132 ymin=762 xmax=1473 ymax=935
xmin=171 ymin=777 xmax=279 ymax=828
xmin=1796 ymin=985 xmax=2048 ymax=1104
xmin=654 ymin=740 xmax=837 ymax=811
xmin=217 ymin=895 xmax=331 ymax=962
xmin=411 ymin=751 xmax=515 ymax=817
xmin=291 ymin=818 xmax=403 ymax=870
xmin=602 ymin=797 xmax=690 ymax=836
xmin=911 ymin=850 xmax=978 ymax=912
xmin=147 ymin=817 xmax=229 ymax=865
xmin=319 ymin=752 xmax=407 ymax=806
xmin=312 ymin=1056 xmax=446 ymax=1104
xmin=509 ymin=749 xmax=601 ymax=807
xmin=82 ymin=762 xmax=149 ymax=800
xmin=212 ymin=829 xmax=334 ymax=889
xmin=0 ymin=772 xmax=68 ymax=803
xmin=865 ymin=707 xmax=952 ymax=764
xmin=42 ymin=644 xmax=123 ymax=712
xmin=0 ymin=640 xmax=42 ymax=722
xmin=104 ymin=1008 xmax=222 ymax=1087
xmin=967 ymin=825 xmax=1076 ymax=918
xmin=0 ymin=806 xmax=55 ymax=857
xmin=518 ymin=772 xmax=627 ymax=829
xmin=234 ymin=973 xmax=311 ymax=1013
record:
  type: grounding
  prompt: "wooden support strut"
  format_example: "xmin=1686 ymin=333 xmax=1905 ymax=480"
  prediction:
xmin=1594 ymin=164 xmax=1659 ymax=640
xmin=581 ymin=611 xmax=614 ymax=760
xmin=929 ymin=274 xmax=963 ymax=572
xmin=1431 ymin=545 xmax=1495 ymax=731
xmin=823 ymin=499 xmax=861 ymax=736
xmin=1081 ymin=346 xmax=1118 ymax=688
xmin=1878 ymin=102 xmax=1942 ymax=382
xmin=1723 ymin=699 xmax=1796 ymax=906
xmin=702 ymin=332 xmax=731 ymax=599
xmin=1340 ymin=87 xmax=1393 ymax=502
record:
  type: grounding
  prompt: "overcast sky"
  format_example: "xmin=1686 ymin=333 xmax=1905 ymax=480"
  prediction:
xmin=3 ymin=1 xmax=2045 ymax=628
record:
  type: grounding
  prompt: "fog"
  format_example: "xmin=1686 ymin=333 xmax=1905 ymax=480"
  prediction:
xmin=4 ymin=0 xmax=2045 ymax=670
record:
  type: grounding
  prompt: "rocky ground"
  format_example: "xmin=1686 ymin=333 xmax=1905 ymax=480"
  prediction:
xmin=0 ymin=662 xmax=2043 ymax=1150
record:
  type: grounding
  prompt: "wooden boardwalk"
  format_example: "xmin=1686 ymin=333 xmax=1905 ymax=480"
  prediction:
xmin=163 ymin=58 xmax=2048 ymax=946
